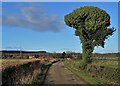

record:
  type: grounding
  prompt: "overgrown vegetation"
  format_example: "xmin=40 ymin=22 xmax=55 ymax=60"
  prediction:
xmin=32 ymin=61 xmax=57 ymax=86
xmin=32 ymin=61 xmax=53 ymax=85
xmin=2 ymin=60 xmax=41 ymax=85
xmin=64 ymin=59 xmax=119 ymax=85
xmin=64 ymin=60 xmax=106 ymax=85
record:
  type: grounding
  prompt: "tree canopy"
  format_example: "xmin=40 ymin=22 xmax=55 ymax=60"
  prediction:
xmin=65 ymin=6 xmax=115 ymax=48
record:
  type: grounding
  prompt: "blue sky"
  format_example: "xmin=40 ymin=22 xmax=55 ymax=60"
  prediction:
xmin=1 ymin=0 xmax=119 ymax=2
xmin=2 ymin=2 xmax=118 ymax=53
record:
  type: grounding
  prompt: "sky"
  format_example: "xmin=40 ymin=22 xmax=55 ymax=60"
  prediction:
xmin=1 ymin=0 xmax=119 ymax=2
xmin=2 ymin=2 xmax=118 ymax=53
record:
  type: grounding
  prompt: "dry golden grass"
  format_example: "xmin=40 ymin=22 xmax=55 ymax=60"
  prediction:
xmin=1 ymin=59 xmax=40 ymax=70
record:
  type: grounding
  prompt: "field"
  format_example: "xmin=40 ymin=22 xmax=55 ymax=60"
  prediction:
xmin=1 ymin=58 xmax=41 ymax=70
xmin=69 ymin=56 xmax=118 ymax=68
xmin=1 ymin=53 xmax=119 ymax=85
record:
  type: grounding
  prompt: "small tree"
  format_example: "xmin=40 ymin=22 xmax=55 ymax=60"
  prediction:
xmin=61 ymin=52 xmax=66 ymax=58
xmin=64 ymin=6 xmax=115 ymax=69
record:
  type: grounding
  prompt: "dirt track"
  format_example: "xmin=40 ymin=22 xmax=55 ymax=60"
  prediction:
xmin=44 ymin=61 xmax=89 ymax=85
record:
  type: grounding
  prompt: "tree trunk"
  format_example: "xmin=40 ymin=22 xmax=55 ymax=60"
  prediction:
xmin=79 ymin=38 xmax=93 ymax=69
xmin=82 ymin=42 xmax=88 ymax=64
xmin=82 ymin=42 xmax=93 ymax=63
xmin=79 ymin=30 xmax=94 ymax=69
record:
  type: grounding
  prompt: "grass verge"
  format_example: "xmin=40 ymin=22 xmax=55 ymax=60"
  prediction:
xmin=64 ymin=60 xmax=107 ymax=85
xmin=32 ymin=62 xmax=52 ymax=85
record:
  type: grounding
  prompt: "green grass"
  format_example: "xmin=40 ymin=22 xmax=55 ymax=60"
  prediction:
xmin=92 ymin=60 xmax=118 ymax=68
xmin=104 ymin=64 xmax=118 ymax=68
xmin=93 ymin=63 xmax=118 ymax=69
xmin=64 ymin=60 xmax=107 ymax=85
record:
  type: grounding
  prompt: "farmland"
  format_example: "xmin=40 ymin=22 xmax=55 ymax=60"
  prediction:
xmin=1 ymin=50 xmax=58 ymax=85
xmin=1 ymin=51 xmax=120 ymax=85
xmin=1 ymin=50 xmax=56 ymax=69
xmin=69 ymin=56 xmax=118 ymax=68
xmin=1 ymin=59 xmax=40 ymax=70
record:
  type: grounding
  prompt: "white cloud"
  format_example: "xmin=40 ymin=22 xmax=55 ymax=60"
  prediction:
xmin=2 ymin=6 xmax=65 ymax=32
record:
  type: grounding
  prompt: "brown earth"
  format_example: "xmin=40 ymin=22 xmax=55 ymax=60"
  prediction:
xmin=44 ymin=61 xmax=89 ymax=85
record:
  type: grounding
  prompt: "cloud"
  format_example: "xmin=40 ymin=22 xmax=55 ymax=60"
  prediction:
xmin=2 ymin=6 xmax=65 ymax=32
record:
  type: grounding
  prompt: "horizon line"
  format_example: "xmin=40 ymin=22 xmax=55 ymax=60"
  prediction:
xmin=0 ymin=49 xmax=119 ymax=54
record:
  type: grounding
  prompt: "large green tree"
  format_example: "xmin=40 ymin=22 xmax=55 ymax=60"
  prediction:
xmin=64 ymin=6 xmax=115 ymax=69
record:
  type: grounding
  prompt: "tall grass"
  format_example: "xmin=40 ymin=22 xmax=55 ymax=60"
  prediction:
xmin=32 ymin=62 xmax=52 ymax=85
xmin=2 ymin=59 xmax=40 ymax=70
